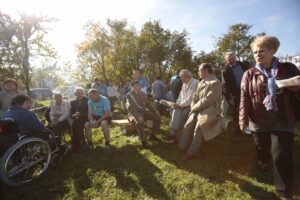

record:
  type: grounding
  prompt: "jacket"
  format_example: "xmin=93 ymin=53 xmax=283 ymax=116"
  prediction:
xmin=2 ymin=106 xmax=45 ymax=136
xmin=70 ymin=96 xmax=89 ymax=121
xmin=176 ymin=77 xmax=199 ymax=108
xmin=221 ymin=61 xmax=250 ymax=103
xmin=191 ymin=75 xmax=222 ymax=141
xmin=239 ymin=62 xmax=300 ymax=129
xmin=126 ymin=89 xmax=157 ymax=121
xmin=50 ymin=100 xmax=71 ymax=122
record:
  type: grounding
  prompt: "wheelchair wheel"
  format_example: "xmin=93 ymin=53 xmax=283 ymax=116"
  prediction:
xmin=0 ymin=137 xmax=51 ymax=186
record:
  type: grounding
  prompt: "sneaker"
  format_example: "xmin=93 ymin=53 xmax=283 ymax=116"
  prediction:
xmin=257 ymin=161 xmax=268 ymax=172
xmin=149 ymin=134 xmax=161 ymax=142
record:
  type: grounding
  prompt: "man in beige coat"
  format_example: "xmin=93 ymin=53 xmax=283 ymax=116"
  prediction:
xmin=178 ymin=63 xmax=222 ymax=161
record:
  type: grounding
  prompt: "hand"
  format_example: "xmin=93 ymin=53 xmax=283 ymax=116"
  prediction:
xmin=50 ymin=120 xmax=58 ymax=128
xmin=240 ymin=125 xmax=246 ymax=131
xmin=72 ymin=111 xmax=80 ymax=119
xmin=172 ymin=103 xmax=180 ymax=109
xmin=91 ymin=120 xmax=99 ymax=128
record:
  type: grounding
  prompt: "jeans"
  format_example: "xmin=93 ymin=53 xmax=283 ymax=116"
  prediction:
xmin=118 ymin=94 xmax=126 ymax=112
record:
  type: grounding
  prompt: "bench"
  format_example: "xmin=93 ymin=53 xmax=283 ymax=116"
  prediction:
xmin=111 ymin=119 xmax=135 ymax=133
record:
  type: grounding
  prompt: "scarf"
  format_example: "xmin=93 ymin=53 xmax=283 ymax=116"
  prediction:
xmin=255 ymin=57 xmax=278 ymax=111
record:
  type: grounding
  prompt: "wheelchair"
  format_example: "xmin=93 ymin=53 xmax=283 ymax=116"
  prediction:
xmin=0 ymin=118 xmax=63 ymax=186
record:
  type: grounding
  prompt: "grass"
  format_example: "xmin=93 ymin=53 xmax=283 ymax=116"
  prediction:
xmin=0 ymin=106 xmax=300 ymax=200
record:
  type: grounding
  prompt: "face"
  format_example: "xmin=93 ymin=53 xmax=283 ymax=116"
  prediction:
xmin=198 ymin=67 xmax=208 ymax=79
xmin=133 ymin=84 xmax=141 ymax=91
xmin=226 ymin=54 xmax=237 ymax=66
xmin=180 ymin=74 xmax=189 ymax=84
xmin=99 ymin=81 xmax=104 ymax=86
xmin=54 ymin=94 xmax=63 ymax=104
xmin=133 ymin=70 xmax=140 ymax=79
xmin=21 ymin=99 xmax=32 ymax=110
xmin=74 ymin=89 xmax=84 ymax=100
xmin=4 ymin=81 xmax=17 ymax=91
xmin=90 ymin=92 xmax=100 ymax=102
xmin=252 ymin=44 xmax=275 ymax=68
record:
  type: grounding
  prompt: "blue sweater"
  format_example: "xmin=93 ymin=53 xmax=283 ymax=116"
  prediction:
xmin=1 ymin=106 xmax=45 ymax=136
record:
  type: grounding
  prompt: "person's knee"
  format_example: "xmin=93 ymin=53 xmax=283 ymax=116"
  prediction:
xmin=84 ymin=121 xmax=90 ymax=128
xmin=100 ymin=120 xmax=108 ymax=127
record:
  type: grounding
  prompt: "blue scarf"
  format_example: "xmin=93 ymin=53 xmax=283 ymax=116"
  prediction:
xmin=255 ymin=57 xmax=278 ymax=111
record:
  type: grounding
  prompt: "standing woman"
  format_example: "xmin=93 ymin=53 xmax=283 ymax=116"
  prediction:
xmin=0 ymin=78 xmax=19 ymax=117
xmin=239 ymin=36 xmax=300 ymax=200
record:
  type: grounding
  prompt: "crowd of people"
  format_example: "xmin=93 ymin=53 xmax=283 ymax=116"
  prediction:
xmin=0 ymin=35 xmax=299 ymax=200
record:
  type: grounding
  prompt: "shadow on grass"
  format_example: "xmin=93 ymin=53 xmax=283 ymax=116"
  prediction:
xmin=43 ymin=144 xmax=169 ymax=200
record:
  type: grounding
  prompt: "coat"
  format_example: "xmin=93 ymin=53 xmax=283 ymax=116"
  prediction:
xmin=191 ymin=75 xmax=222 ymax=141
xmin=126 ymin=89 xmax=157 ymax=121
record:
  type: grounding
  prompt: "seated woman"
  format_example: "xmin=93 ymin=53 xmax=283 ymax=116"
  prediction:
xmin=1 ymin=94 xmax=45 ymax=136
xmin=49 ymin=93 xmax=71 ymax=143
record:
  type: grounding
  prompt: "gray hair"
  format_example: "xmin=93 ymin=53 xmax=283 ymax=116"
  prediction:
xmin=75 ymin=87 xmax=84 ymax=93
xmin=179 ymin=69 xmax=192 ymax=77
xmin=224 ymin=51 xmax=235 ymax=59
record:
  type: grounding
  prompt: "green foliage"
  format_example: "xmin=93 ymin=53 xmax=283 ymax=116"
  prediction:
xmin=0 ymin=11 xmax=56 ymax=93
xmin=214 ymin=23 xmax=264 ymax=63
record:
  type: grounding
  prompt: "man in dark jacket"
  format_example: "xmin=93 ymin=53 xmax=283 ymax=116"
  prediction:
xmin=70 ymin=87 xmax=89 ymax=151
xmin=221 ymin=52 xmax=250 ymax=134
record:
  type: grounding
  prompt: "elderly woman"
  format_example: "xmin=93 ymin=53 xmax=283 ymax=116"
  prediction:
xmin=239 ymin=36 xmax=300 ymax=200
xmin=0 ymin=78 xmax=19 ymax=117
xmin=50 ymin=93 xmax=71 ymax=143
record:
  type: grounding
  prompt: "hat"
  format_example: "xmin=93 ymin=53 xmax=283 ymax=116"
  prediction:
xmin=131 ymin=80 xmax=141 ymax=86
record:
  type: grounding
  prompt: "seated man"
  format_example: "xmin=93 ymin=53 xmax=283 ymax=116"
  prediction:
xmin=178 ymin=63 xmax=222 ymax=161
xmin=84 ymin=89 xmax=112 ymax=151
xmin=70 ymin=87 xmax=89 ymax=151
xmin=161 ymin=69 xmax=199 ymax=142
xmin=2 ymin=94 xmax=44 ymax=136
xmin=126 ymin=80 xmax=161 ymax=149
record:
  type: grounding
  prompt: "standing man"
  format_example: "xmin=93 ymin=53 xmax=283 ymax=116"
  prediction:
xmin=70 ymin=87 xmax=89 ymax=151
xmin=221 ymin=52 xmax=250 ymax=134
xmin=133 ymin=69 xmax=147 ymax=94
xmin=170 ymin=70 xmax=183 ymax=102
xmin=126 ymin=80 xmax=161 ymax=149
xmin=179 ymin=63 xmax=222 ymax=161
xmin=165 ymin=69 xmax=199 ymax=142
xmin=84 ymin=89 xmax=112 ymax=151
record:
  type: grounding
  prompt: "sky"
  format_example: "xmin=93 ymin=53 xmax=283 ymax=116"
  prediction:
xmin=1 ymin=0 xmax=300 ymax=67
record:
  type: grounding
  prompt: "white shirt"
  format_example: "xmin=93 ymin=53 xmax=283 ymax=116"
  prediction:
xmin=176 ymin=77 xmax=199 ymax=107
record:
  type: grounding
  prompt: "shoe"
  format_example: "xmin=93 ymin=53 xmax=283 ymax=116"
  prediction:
xmin=178 ymin=147 xmax=186 ymax=153
xmin=149 ymin=134 xmax=161 ymax=142
xmin=226 ymin=120 xmax=238 ymax=135
xmin=104 ymin=144 xmax=110 ymax=151
xmin=141 ymin=142 xmax=150 ymax=149
xmin=180 ymin=154 xmax=195 ymax=161
xmin=257 ymin=161 xmax=268 ymax=172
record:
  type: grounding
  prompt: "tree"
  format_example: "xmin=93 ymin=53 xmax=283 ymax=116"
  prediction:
xmin=214 ymin=23 xmax=264 ymax=62
xmin=0 ymin=12 xmax=56 ymax=94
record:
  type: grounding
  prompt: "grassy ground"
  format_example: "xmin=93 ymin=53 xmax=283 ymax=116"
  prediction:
xmin=0 ymin=106 xmax=299 ymax=200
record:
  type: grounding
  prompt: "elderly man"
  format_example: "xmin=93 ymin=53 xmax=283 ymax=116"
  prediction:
xmin=126 ymin=80 xmax=161 ymax=149
xmin=179 ymin=63 xmax=222 ymax=161
xmin=221 ymin=52 xmax=250 ymax=134
xmin=70 ymin=87 xmax=89 ymax=151
xmin=164 ymin=69 xmax=199 ymax=142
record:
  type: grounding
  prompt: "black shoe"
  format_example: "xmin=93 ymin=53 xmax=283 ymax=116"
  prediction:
xmin=149 ymin=134 xmax=161 ymax=142
xmin=141 ymin=142 xmax=150 ymax=149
